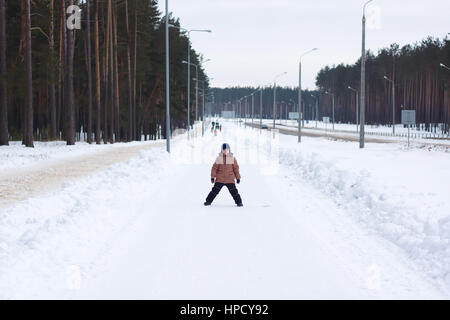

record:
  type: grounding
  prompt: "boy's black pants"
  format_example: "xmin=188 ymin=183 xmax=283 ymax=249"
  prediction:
xmin=206 ymin=183 xmax=242 ymax=205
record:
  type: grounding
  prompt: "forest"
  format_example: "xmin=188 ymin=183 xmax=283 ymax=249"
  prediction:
xmin=0 ymin=0 xmax=210 ymax=147
xmin=212 ymin=37 xmax=450 ymax=133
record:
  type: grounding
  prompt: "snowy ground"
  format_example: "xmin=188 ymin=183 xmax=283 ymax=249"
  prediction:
xmin=0 ymin=121 xmax=449 ymax=299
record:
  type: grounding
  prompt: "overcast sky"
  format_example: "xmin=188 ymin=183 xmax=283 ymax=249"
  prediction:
xmin=162 ymin=0 xmax=449 ymax=89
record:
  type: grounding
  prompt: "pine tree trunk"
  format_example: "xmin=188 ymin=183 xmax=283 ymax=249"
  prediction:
xmin=125 ymin=0 xmax=133 ymax=142
xmin=48 ymin=0 xmax=57 ymax=140
xmin=66 ymin=0 xmax=75 ymax=145
xmin=94 ymin=0 xmax=101 ymax=144
xmin=25 ymin=0 xmax=33 ymax=147
xmin=108 ymin=0 xmax=114 ymax=143
xmin=103 ymin=0 xmax=110 ymax=143
xmin=113 ymin=2 xmax=120 ymax=142
xmin=0 ymin=0 xmax=8 ymax=145
xmin=132 ymin=2 xmax=137 ymax=140
xmin=86 ymin=0 xmax=93 ymax=143
xmin=57 ymin=0 xmax=64 ymax=139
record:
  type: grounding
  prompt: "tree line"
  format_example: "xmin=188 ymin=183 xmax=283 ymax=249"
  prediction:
xmin=211 ymin=86 xmax=319 ymax=120
xmin=0 ymin=0 xmax=209 ymax=147
xmin=316 ymin=37 xmax=449 ymax=132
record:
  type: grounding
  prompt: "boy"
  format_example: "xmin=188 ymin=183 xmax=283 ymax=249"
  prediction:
xmin=204 ymin=143 xmax=243 ymax=207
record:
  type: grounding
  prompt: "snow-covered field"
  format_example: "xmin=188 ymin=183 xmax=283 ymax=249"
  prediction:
xmin=255 ymin=119 xmax=450 ymax=144
xmin=266 ymin=119 xmax=449 ymax=137
xmin=0 ymin=120 xmax=449 ymax=299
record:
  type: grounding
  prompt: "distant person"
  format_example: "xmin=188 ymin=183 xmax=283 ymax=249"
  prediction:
xmin=204 ymin=143 xmax=243 ymax=207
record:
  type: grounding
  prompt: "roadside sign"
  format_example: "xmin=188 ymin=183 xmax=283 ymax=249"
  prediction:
xmin=401 ymin=110 xmax=416 ymax=147
xmin=289 ymin=112 xmax=299 ymax=120
xmin=323 ymin=117 xmax=330 ymax=124
xmin=401 ymin=110 xmax=416 ymax=125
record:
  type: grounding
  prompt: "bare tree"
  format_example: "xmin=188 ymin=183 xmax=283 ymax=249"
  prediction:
xmin=108 ymin=0 xmax=114 ymax=143
xmin=94 ymin=0 xmax=101 ymax=144
xmin=86 ymin=0 xmax=93 ymax=143
xmin=0 ymin=0 xmax=8 ymax=145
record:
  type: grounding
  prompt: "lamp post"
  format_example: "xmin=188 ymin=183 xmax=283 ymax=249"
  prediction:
xmin=273 ymin=72 xmax=287 ymax=129
xmin=193 ymin=77 xmax=212 ymax=136
xmin=182 ymin=60 xmax=198 ymax=128
xmin=169 ymin=25 xmax=211 ymax=135
xmin=298 ymin=48 xmax=318 ymax=142
xmin=200 ymin=58 xmax=211 ymax=122
xmin=239 ymin=98 xmax=243 ymax=126
xmin=360 ymin=0 xmax=374 ymax=149
xmin=325 ymin=91 xmax=335 ymax=130
xmin=251 ymin=92 xmax=255 ymax=124
xmin=260 ymin=88 xmax=263 ymax=131
xmin=249 ymin=88 xmax=260 ymax=126
xmin=246 ymin=95 xmax=249 ymax=123
xmin=311 ymin=94 xmax=319 ymax=128
xmin=348 ymin=86 xmax=359 ymax=132
xmin=384 ymin=75 xmax=396 ymax=135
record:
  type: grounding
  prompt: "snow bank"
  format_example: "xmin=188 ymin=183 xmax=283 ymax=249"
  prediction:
xmin=276 ymin=138 xmax=450 ymax=291
xmin=0 ymin=146 xmax=170 ymax=299
xmin=0 ymin=140 xmax=158 ymax=172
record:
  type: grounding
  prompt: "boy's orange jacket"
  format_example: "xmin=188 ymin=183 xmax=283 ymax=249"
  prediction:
xmin=211 ymin=152 xmax=241 ymax=184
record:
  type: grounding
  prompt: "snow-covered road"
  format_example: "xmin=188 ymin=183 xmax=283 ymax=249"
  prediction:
xmin=0 ymin=122 xmax=448 ymax=299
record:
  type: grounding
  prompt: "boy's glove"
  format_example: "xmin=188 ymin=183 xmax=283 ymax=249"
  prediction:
xmin=236 ymin=179 xmax=240 ymax=184
xmin=211 ymin=178 xmax=215 ymax=184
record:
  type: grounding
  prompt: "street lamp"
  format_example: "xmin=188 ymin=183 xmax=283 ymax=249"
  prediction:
xmin=273 ymin=72 xmax=287 ymax=129
xmin=199 ymin=59 xmax=211 ymax=122
xmin=383 ymin=75 xmax=396 ymax=134
xmin=360 ymin=0 xmax=374 ymax=149
xmin=325 ymin=90 xmax=335 ymax=130
xmin=182 ymin=60 xmax=199 ymax=130
xmin=440 ymin=63 xmax=450 ymax=71
xmin=170 ymin=25 xmax=211 ymax=135
xmin=249 ymin=88 xmax=260 ymax=126
xmin=238 ymin=97 xmax=244 ymax=126
xmin=310 ymin=94 xmax=319 ymax=128
xmin=193 ymin=77 xmax=212 ymax=136
xmin=348 ymin=86 xmax=359 ymax=132
xmin=298 ymin=48 xmax=318 ymax=142
xmin=246 ymin=95 xmax=249 ymax=123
